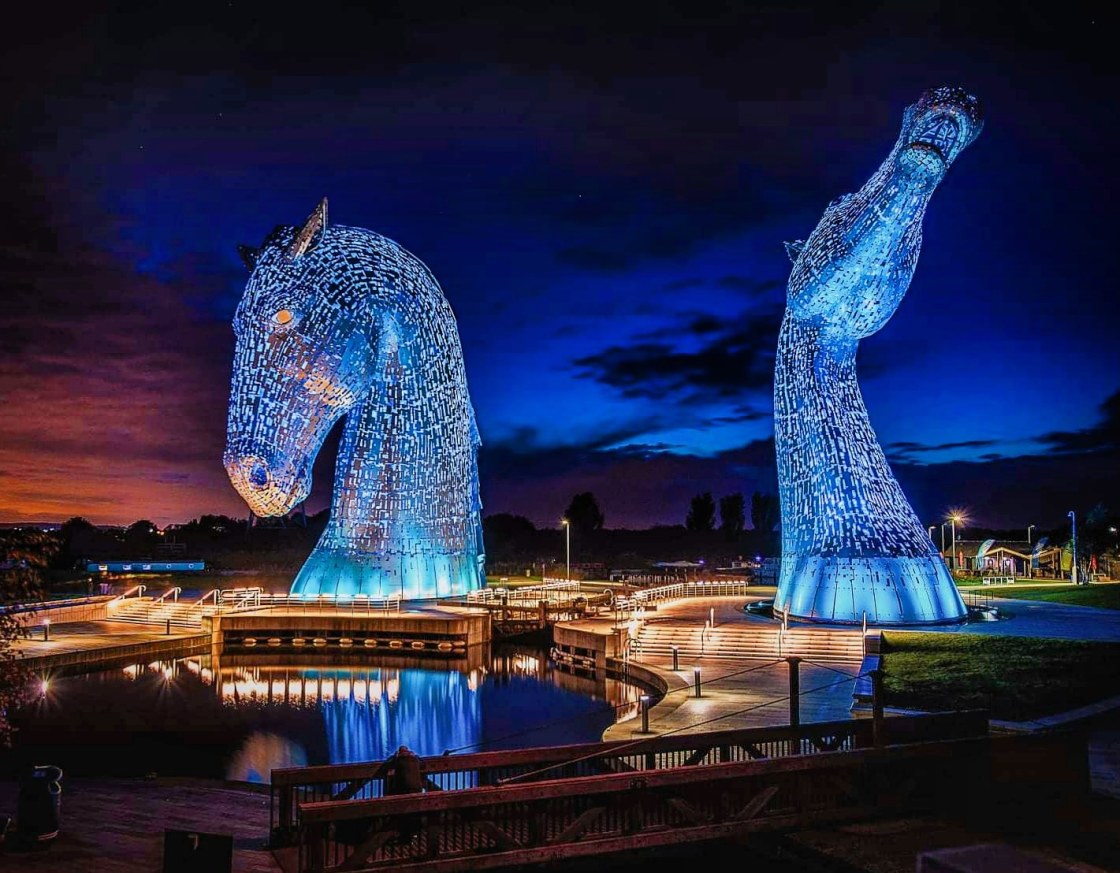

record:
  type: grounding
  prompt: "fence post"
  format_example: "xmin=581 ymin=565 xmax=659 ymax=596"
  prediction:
xmin=693 ymin=667 xmax=702 ymax=698
xmin=871 ymin=668 xmax=885 ymax=747
xmin=787 ymin=656 xmax=801 ymax=728
xmin=671 ymin=645 xmax=679 ymax=671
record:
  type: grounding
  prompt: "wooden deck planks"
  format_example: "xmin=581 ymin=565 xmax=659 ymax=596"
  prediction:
xmin=0 ymin=777 xmax=280 ymax=872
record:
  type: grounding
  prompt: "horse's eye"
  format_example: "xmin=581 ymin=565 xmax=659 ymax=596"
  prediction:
xmin=273 ymin=309 xmax=294 ymax=326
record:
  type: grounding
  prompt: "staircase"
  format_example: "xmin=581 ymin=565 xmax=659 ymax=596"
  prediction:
xmin=107 ymin=597 xmax=207 ymax=629
xmin=635 ymin=621 xmax=864 ymax=664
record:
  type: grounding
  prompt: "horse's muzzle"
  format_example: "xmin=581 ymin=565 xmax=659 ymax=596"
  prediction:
xmin=224 ymin=450 xmax=310 ymax=517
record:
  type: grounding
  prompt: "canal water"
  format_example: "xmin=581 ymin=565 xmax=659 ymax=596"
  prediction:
xmin=2 ymin=644 xmax=644 ymax=784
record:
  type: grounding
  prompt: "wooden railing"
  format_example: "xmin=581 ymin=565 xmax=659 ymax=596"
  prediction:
xmin=270 ymin=711 xmax=988 ymax=848
xmin=287 ymin=713 xmax=1079 ymax=873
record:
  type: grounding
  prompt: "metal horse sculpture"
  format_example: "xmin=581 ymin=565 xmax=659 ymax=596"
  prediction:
xmin=773 ymin=87 xmax=983 ymax=624
xmin=225 ymin=199 xmax=485 ymax=599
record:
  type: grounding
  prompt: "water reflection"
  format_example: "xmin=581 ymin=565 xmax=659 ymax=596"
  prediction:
xmin=8 ymin=646 xmax=643 ymax=784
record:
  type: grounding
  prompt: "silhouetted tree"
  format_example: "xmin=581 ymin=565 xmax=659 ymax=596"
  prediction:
xmin=750 ymin=492 xmax=780 ymax=533
xmin=124 ymin=519 xmax=158 ymax=552
xmin=484 ymin=514 xmax=537 ymax=540
xmin=1082 ymin=503 xmax=1120 ymax=570
xmin=686 ymin=493 xmax=716 ymax=532
xmin=719 ymin=493 xmax=745 ymax=540
xmin=564 ymin=492 xmax=604 ymax=534
xmin=483 ymin=514 xmax=538 ymax=561
xmin=0 ymin=552 xmax=45 ymax=745
xmin=59 ymin=516 xmax=111 ymax=566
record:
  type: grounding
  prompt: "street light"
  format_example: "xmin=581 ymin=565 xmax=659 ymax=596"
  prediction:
xmin=927 ymin=525 xmax=936 ymax=542
xmin=947 ymin=510 xmax=966 ymax=571
xmin=940 ymin=523 xmax=947 ymax=555
xmin=1027 ymin=524 xmax=1036 ymax=545
xmin=1068 ymin=510 xmax=1078 ymax=585
xmin=561 ymin=518 xmax=571 ymax=583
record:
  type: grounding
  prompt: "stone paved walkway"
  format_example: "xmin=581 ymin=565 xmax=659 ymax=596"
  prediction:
xmin=603 ymin=597 xmax=859 ymax=741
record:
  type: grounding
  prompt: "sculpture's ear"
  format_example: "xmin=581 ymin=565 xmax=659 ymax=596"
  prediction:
xmin=289 ymin=197 xmax=328 ymax=258
xmin=237 ymin=244 xmax=259 ymax=272
xmin=784 ymin=240 xmax=805 ymax=263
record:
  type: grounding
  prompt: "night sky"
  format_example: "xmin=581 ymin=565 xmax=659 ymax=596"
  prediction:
xmin=1 ymin=2 xmax=1116 ymax=532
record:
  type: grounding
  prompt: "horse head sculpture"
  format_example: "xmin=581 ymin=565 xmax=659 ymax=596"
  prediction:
xmin=773 ymin=88 xmax=983 ymax=625
xmin=225 ymin=200 xmax=485 ymax=599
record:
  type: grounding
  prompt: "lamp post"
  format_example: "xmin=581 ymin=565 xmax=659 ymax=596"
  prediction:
xmin=940 ymin=523 xmax=947 ymax=555
xmin=561 ymin=518 xmax=570 ymax=584
xmin=948 ymin=512 xmax=964 ymax=571
xmin=1027 ymin=524 xmax=1036 ymax=545
xmin=1068 ymin=510 xmax=1078 ymax=585
xmin=927 ymin=525 xmax=936 ymax=543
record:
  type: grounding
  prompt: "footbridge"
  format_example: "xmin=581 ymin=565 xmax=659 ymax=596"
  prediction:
xmin=268 ymin=709 xmax=1090 ymax=873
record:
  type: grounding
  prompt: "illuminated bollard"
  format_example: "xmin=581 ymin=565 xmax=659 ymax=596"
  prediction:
xmin=640 ymin=694 xmax=650 ymax=733
xmin=671 ymin=645 xmax=679 ymax=671
xmin=43 ymin=619 xmax=50 ymax=642
xmin=693 ymin=667 xmax=702 ymax=698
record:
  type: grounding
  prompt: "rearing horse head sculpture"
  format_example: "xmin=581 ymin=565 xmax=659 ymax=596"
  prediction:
xmin=773 ymin=87 xmax=983 ymax=625
xmin=224 ymin=200 xmax=485 ymax=599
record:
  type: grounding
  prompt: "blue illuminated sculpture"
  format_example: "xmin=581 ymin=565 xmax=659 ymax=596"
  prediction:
xmin=225 ymin=199 xmax=485 ymax=598
xmin=773 ymin=87 xmax=983 ymax=624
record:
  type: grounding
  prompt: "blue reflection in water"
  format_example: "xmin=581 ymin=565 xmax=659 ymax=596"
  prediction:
xmin=319 ymin=669 xmax=480 ymax=765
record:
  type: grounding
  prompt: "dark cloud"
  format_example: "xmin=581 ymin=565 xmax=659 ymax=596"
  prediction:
xmin=887 ymin=438 xmax=1002 ymax=462
xmin=715 ymin=276 xmax=783 ymax=296
xmin=572 ymin=306 xmax=782 ymax=402
xmin=1038 ymin=390 xmax=1120 ymax=455
xmin=713 ymin=405 xmax=771 ymax=425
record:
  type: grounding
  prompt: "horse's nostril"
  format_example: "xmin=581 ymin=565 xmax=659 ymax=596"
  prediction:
xmin=248 ymin=463 xmax=269 ymax=489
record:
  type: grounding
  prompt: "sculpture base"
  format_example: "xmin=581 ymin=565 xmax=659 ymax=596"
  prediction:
xmin=291 ymin=546 xmax=484 ymax=600
xmin=774 ymin=554 xmax=966 ymax=625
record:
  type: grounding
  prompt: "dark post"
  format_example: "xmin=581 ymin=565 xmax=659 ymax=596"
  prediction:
xmin=640 ymin=694 xmax=650 ymax=733
xmin=671 ymin=645 xmax=679 ymax=671
xmin=787 ymin=656 xmax=801 ymax=728
xmin=166 ymin=618 xmax=171 ymax=635
xmin=693 ymin=667 xmax=702 ymax=698
xmin=43 ymin=621 xmax=50 ymax=642
xmin=871 ymin=668 xmax=884 ymax=747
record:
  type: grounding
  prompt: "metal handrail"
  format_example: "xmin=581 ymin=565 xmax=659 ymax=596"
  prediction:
xmin=192 ymin=589 xmax=221 ymax=609
xmin=253 ymin=593 xmax=401 ymax=612
xmin=107 ymin=584 xmax=146 ymax=608
xmin=151 ymin=587 xmax=182 ymax=607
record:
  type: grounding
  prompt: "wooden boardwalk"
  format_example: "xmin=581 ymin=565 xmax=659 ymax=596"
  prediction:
xmin=0 ymin=777 xmax=279 ymax=872
xmin=12 ymin=621 xmax=209 ymax=673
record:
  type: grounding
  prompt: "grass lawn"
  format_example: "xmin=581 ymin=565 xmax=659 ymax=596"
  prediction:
xmin=978 ymin=583 xmax=1120 ymax=610
xmin=880 ymin=631 xmax=1120 ymax=722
